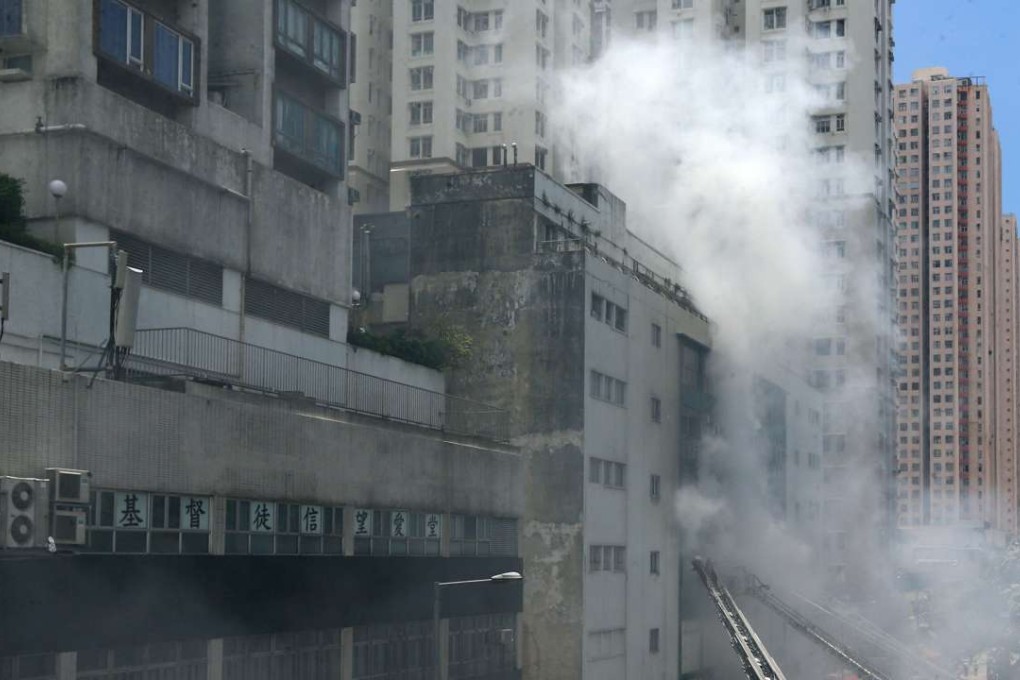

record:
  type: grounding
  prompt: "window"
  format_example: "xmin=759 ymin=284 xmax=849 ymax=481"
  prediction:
xmin=590 ymin=457 xmax=626 ymax=489
xmin=650 ymin=474 xmax=661 ymax=500
xmin=409 ymin=135 xmax=433 ymax=158
xmin=590 ymin=293 xmax=629 ymax=332
xmin=493 ymin=112 xmax=503 ymax=131
xmin=590 ymin=370 xmax=626 ymax=406
xmin=589 ymin=545 xmax=626 ymax=572
xmin=410 ymin=31 xmax=433 ymax=56
xmin=88 ymin=490 xmax=211 ymax=554
xmin=409 ymin=101 xmax=433 ymax=125
xmin=652 ymin=323 xmax=662 ymax=347
xmin=472 ymin=113 xmax=489 ymax=133
xmin=474 ymin=11 xmax=490 ymax=31
xmin=274 ymin=0 xmax=345 ymax=83
xmin=472 ymin=79 xmax=489 ymax=99
xmin=814 ymin=116 xmax=831 ymax=134
xmin=650 ymin=551 xmax=660 ymax=575
xmin=763 ymin=7 xmax=787 ymax=31
xmin=349 ymin=509 xmax=446 ymax=556
xmin=99 ymin=0 xmax=195 ymax=96
xmin=225 ymin=499 xmax=343 ymax=555
xmin=763 ymin=40 xmax=786 ymax=63
xmin=450 ymin=515 xmax=517 ymax=556
xmin=411 ymin=0 xmax=434 ymax=22
xmin=635 ymin=10 xmax=657 ymax=31
xmin=650 ymin=628 xmax=660 ymax=653
xmin=0 ymin=0 xmax=22 ymax=37
xmin=588 ymin=629 xmax=626 ymax=661
xmin=673 ymin=0 xmax=694 ymax=8
xmin=98 ymin=0 xmax=144 ymax=68
xmin=273 ymin=91 xmax=345 ymax=177
xmin=536 ymin=9 xmax=550 ymax=37
xmin=535 ymin=145 xmax=548 ymax=170
xmin=651 ymin=396 xmax=662 ymax=423
xmin=410 ymin=65 xmax=434 ymax=90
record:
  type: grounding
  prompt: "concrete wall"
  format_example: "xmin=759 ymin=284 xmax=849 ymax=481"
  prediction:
xmin=0 ymin=238 xmax=443 ymax=394
xmin=408 ymin=171 xmax=586 ymax=680
xmin=0 ymin=361 xmax=515 ymax=517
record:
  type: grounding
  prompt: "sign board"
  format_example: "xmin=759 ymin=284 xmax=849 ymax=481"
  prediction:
xmin=114 ymin=491 xmax=148 ymax=529
xmin=250 ymin=501 xmax=274 ymax=533
xmin=300 ymin=505 xmax=323 ymax=535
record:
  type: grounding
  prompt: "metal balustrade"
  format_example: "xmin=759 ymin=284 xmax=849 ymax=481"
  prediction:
xmin=126 ymin=327 xmax=510 ymax=442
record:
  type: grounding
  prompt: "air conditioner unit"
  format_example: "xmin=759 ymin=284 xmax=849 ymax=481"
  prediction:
xmin=1 ymin=477 xmax=50 ymax=549
xmin=52 ymin=506 xmax=87 ymax=545
xmin=45 ymin=468 xmax=91 ymax=504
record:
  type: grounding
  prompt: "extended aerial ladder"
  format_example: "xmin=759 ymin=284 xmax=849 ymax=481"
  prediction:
xmin=691 ymin=557 xmax=788 ymax=680
xmin=692 ymin=559 xmax=956 ymax=680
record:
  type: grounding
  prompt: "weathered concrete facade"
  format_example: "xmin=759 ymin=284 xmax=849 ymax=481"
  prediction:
xmin=406 ymin=166 xmax=713 ymax=680
xmin=0 ymin=0 xmax=356 ymax=361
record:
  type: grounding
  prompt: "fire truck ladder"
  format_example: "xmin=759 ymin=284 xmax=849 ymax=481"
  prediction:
xmin=691 ymin=557 xmax=788 ymax=680
xmin=747 ymin=578 xmax=956 ymax=680
xmin=742 ymin=574 xmax=893 ymax=680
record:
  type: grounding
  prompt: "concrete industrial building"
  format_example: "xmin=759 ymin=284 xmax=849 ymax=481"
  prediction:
xmin=348 ymin=0 xmax=592 ymax=212
xmin=400 ymin=166 xmax=713 ymax=680
xmin=893 ymin=68 xmax=1017 ymax=538
xmin=0 ymin=1 xmax=525 ymax=678
xmin=611 ymin=0 xmax=899 ymax=583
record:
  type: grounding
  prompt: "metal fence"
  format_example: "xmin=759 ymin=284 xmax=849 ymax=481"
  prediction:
xmin=126 ymin=328 xmax=509 ymax=442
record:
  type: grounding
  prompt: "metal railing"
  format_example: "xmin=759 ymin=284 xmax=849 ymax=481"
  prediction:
xmin=126 ymin=327 xmax=510 ymax=442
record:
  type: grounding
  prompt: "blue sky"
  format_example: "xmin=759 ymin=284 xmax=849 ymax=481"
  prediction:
xmin=893 ymin=0 xmax=1020 ymax=216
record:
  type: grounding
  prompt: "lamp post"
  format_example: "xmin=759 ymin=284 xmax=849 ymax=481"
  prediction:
xmin=432 ymin=571 xmax=522 ymax=680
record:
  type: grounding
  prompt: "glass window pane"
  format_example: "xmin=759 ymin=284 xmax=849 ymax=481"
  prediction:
xmin=182 ymin=532 xmax=210 ymax=554
xmin=99 ymin=491 xmax=115 ymax=526
xmin=181 ymin=38 xmax=194 ymax=90
xmin=150 ymin=531 xmax=180 ymax=554
xmin=251 ymin=534 xmax=274 ymax=554
xmin=114 ymin=531 xmax=147 ymax=553
xmin=276 ymin=534 xmax=299 ymax=554
xmin=89 ymin=530 xmax=114 ymax=552
xmin=99 ymin=0 xmax=128 ymax=62
xmin=168 ymin=496 xmax=181 ymax=529
xmin=153 ymin=23 xmax=181 ymax=89
xmin=225 ymin=532 xmax=248 ymax=554
xmin=128 ymin=9 xmax=143 ymax=63
xmin=151 ymin=495 xmax=166 ymax=528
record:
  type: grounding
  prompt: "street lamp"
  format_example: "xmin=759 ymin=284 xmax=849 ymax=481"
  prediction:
xmin=433 ymin=571 xmax=522 ymax=680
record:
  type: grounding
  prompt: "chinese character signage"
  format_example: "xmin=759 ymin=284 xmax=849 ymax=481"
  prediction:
xmin=180 ymin=496 xmax=210 ymax=531
xmin=391 ymin=510 xmax=408 ymax=538
xmin=301 ymin=505 xmax=323 ymax=535
xmin=250 ymin=501 xmax=274 ymax=532
xmin=115 ymin=492 xmax=148 ymax=528
xmin=354 ymin=508 xmax=373 ymax=537
xmin=425 ymin=512 xmax=442 ymax=539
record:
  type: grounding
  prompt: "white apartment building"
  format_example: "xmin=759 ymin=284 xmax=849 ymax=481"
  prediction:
xmin=378 ymin=0 xmax=591 ymax=210
xmin=349 ymin=0 xmax=394 ymax=213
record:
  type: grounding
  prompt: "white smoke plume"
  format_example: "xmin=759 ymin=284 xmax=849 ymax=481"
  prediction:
xmin=556 ymin=31 xmax=1020 ymax=679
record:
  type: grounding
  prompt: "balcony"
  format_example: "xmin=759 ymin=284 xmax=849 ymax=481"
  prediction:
xmin=274 ymin=0 xmax=347 ymax=87
xmin=126 ymin=327 xmax=510 ymax=442
xmin=273 ymin=89 xmax=345 ymax=179
xmin=93 ymin=0 xmax=199 ymax=108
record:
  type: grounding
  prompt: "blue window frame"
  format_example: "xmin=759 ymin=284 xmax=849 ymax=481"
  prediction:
xmin=275 ymin=0 xmax=345 ymax=84
xmin=97 ymin=0 xmax=195 ymax=97
xmin=0 ymin=0 xmax=22 ymax=37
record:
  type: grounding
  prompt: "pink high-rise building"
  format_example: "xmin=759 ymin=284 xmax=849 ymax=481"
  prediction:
xmin=893 ymin=68 xmax=1016 ymax=536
